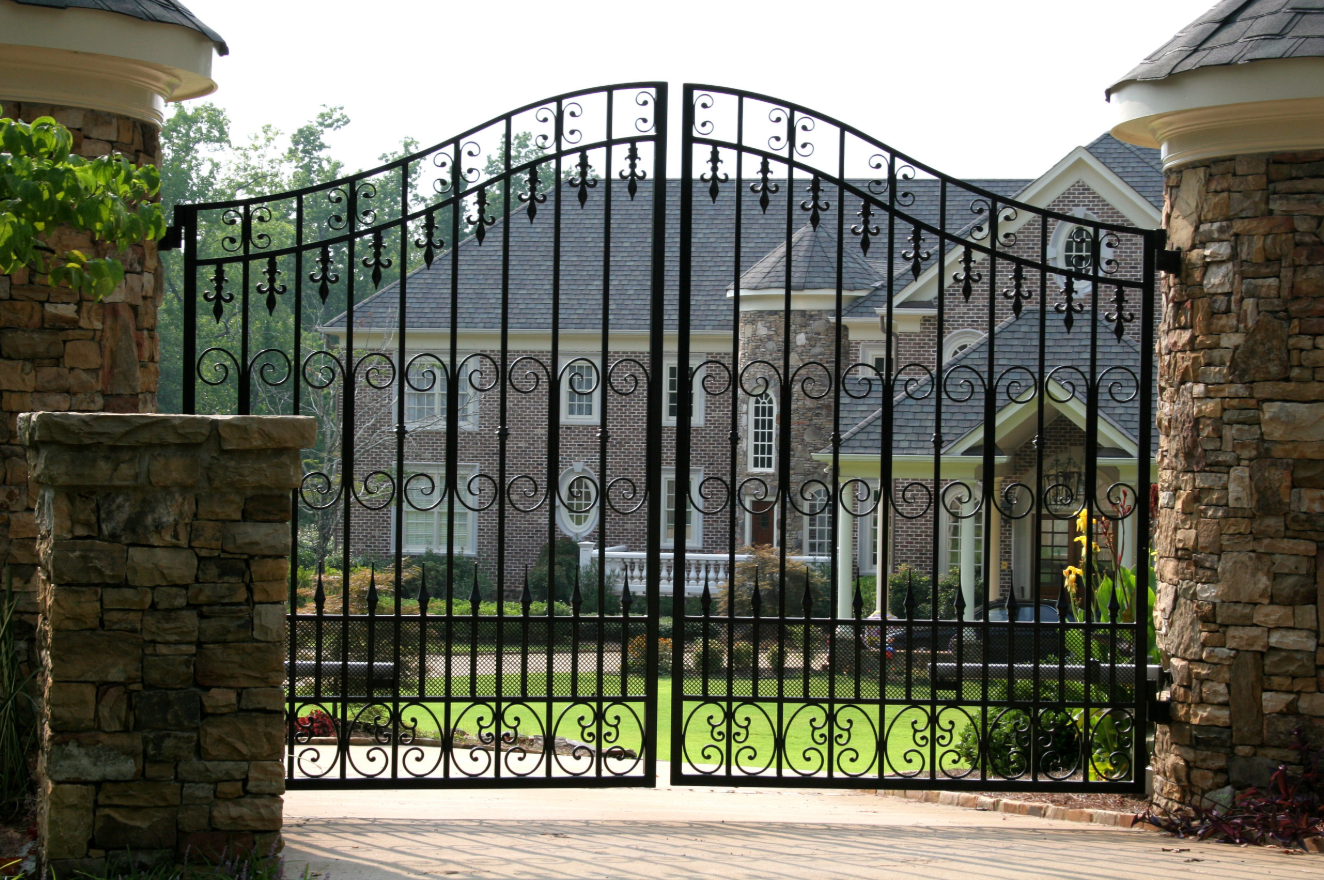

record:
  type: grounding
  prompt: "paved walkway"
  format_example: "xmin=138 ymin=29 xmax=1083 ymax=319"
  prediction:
xmin=283 ymin=769 xmax=1313 ymax=880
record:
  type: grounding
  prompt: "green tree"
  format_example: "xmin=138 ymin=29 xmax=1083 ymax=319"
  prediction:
xmin=0 ymin=116 xmax=164 ymax=298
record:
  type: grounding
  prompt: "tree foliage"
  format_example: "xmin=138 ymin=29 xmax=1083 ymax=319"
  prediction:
xmin=0 ymin=116 xmax=165 ymax=298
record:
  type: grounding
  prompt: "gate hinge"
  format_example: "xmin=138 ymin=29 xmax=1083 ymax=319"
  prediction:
xmin=158 ymin=223 xmax=183 ymax=252
xmin=1148 ymin=699 xmax=1172 ymax=724
xmin=1156 ymin=248 xmax=1182 ymax=275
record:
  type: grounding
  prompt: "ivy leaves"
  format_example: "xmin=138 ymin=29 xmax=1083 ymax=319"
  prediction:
xmin=0 ymin=116 xmax=165 ymax=299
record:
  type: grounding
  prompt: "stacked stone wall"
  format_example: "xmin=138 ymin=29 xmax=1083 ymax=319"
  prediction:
xmin=0 ymin=101 xmax=163 ymax=621
xmin=22 ymin=413 xmax=313 ymax=873
xmin=1154 ymin=150 xmax=1324 ymax=809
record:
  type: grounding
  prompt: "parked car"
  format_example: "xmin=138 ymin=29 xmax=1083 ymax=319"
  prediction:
xmin=950 ymin=600 xmax=1073 ymax=663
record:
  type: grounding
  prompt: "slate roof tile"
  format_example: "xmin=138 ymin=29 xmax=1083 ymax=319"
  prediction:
xmin=11 ymin=0 xmax=227 ymax=53
xmin=1109 ymin=0 xmax=1324 ymax=92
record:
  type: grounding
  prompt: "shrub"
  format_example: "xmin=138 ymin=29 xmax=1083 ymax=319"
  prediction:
xmin=764 ymin=644 xmax=784 ymax=672
xmin=887 ymin=564 xmax=960 ymax=620
xmin=718 ymin=545 xmax=831 ymax=617
xmin=0 ymin=570 xmax=36 ymax=822
xmin=729 ymin=641 xmax=754 ymax=671
xmin=657 ymin=637 xmax=674 ymax=669
xmin=689 ymin=638 xmax=725 ymax=673
xmin=627 ymin=635 xmax=675 ymax=670
xmin=952 ymin=707 xmax=1079 ymax=777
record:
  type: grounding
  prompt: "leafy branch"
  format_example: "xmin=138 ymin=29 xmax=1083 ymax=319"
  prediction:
xmin=0 ymin=116 xmax=165 ymax=298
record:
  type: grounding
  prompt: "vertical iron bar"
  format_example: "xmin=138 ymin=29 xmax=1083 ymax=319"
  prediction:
xmin=182 ymin=207 xmax=198 ymax=414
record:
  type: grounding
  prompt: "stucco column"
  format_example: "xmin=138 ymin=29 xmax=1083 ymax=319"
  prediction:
xmin=1110 ymin=30 xmax=1324 ymax=810
xmin=836 ymin=498 xmax=854 ymax=615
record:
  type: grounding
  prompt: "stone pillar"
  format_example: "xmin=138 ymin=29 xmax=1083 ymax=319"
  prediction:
xmin=1151 ymin=151 xmax=1324 ymax=810
xmin=0 ymin=100 xmax=165 ymax=618
xmin=22 ymin=412 xmax=313 ymax=873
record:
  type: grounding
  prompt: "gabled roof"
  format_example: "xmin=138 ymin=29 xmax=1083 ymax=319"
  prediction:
xmin=10 ymin=0 xmax=228 ymax=53
xmin=833 ymin=308 xmax=1154 ymax=457
xmin=735 ymin=223 xmax=883 ymax=292
xmin=333 ymin=139 xmax=1158 ymax=336
xmin=1084 ymin=134 xmax=1165 ymax=209
xmin=1107 ymin=0 xmax=1324 ymax=95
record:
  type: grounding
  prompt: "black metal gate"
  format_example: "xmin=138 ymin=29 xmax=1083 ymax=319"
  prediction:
xmin=169 ymin=82 xmax=1157 ymax=793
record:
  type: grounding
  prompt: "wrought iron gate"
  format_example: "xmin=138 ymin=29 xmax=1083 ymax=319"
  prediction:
xmin=170 ymin=82 xmax=1157 ymax=793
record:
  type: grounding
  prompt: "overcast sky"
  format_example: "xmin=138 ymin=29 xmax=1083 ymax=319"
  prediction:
xmin=182 ymin=0 xmax=1211 ymax=180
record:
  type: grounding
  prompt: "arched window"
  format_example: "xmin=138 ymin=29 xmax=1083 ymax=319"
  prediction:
xmin=557 ymin=466 xmax=599 ymax=539
xmin=749 ymin=392 xmax=775 ymax=473
xmin=943 ymin=330 xmax=984 ymax=363
xmin=1063 ymin=225 xmax=1094 ymax=273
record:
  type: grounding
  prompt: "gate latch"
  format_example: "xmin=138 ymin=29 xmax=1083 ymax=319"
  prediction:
xmin=1146 ymin=663 xmax=1172 ymax=724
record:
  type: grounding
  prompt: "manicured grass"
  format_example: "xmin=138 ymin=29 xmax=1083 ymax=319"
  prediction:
xmin=316 ymin=674 xmax=985 ymax=775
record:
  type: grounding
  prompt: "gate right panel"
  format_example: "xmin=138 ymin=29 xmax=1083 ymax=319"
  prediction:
xmin=671 ymin=84 xmax=1156 ymax=792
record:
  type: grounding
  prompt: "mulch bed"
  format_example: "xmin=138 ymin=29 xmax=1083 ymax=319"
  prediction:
xmin=972 ymin=790 xmax=1150 ymax=813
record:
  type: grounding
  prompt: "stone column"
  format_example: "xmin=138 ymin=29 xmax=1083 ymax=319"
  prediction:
xmin=22 ymin=412 xmax=313 ymax=873
xmin=1151 ymin=151 xmax=1324 ymax=810
xmin=0 ymin=101 xmax=165 ymax=618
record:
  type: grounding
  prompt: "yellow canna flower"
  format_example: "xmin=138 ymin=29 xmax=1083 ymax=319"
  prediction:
xmin=1074 ymin=534 xmax=1088 ymax=547
xmin=1075 ymin=508 xmax=1090 ymax=534
xmin=1063 ymin=565 xmax=1083 ymax=590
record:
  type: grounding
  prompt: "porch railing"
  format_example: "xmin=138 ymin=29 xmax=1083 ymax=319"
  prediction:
xmin=577 ymin=542 xmax=830 ymax=597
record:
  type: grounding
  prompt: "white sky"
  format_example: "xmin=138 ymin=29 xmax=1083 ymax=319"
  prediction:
xmin=182 ymin=0 xmax=1211 ymax=180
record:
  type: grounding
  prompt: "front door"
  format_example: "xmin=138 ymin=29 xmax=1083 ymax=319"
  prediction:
xmin=751 ymin=500 xmax=775 ymax=546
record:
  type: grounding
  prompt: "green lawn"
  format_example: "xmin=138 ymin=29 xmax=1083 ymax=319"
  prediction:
xmin=315 ymin=674 xmax=985 ymax=775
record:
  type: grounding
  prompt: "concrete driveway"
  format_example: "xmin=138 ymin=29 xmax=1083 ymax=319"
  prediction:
xmin=282 ymin=768 xmax=1313 ymax=880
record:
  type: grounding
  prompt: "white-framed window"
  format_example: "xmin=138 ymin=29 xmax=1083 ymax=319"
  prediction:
xmin=561 ymin=357 xmax=601 ymax=424
xmin=404 ymin=356 xmax=477 ymax=430
xmin=556 ymin=464 xmax=600 ymax=539
xmin=803 ymin=486 xmax=831 ymax=556
xmin=942 ymin=330 xmax=984 ymax=363
xmin=748 ymin=391 xmax=776 ymax=473
xmin=662 ymin=469 xmax=703 ymax=549
xmin=1049 ymin=210 xmax=1114 ymax=280
xmin=664 ymin=361 xmax=705 ymax=426
xmin=945 ymin=502 xmax=984 ymax=585
xmin=401 ymin=463 xmax=478 ymax=555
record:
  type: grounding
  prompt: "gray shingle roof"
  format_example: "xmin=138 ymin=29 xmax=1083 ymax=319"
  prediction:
xmin=835 ymin=308 xmax=1153 ymax=457
xmin=735 ymin=223 xmax=883 ymax=291
xmin=10 ymin=0 xmax=228 ymax=53
xmin=343 ymin=176 xmax=1027 ymax=334
xmin=1085 ymin=134 xmax=1164 ymax=208
xmin=1107 ymin=0 xmax=1324 ymax=94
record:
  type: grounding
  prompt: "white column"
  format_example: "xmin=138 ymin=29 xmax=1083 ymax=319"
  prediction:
xmin=837 ymin=497 xmax=855 ymax=617
xmin=959 ymin=512 xmax=978 ymax=617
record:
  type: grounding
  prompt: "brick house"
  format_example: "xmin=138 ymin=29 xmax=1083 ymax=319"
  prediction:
xmin=321 ymin=133 xmax=1162 ymax=606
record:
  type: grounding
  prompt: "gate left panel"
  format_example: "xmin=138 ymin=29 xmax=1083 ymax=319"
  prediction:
xmin=176 ymin=84 xmax=668 ymax=787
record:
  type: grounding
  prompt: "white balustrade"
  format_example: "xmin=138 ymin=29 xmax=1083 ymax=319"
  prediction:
xmin=577 ymin=542 xmax=830 ymax=597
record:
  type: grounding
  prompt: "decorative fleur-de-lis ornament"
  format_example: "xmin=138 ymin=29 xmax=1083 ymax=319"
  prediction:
xmin=954 ymin=578 xmax=967 ymax=621
xmin=256 ymin=254 xmax=286 ymax=315
xmin=750 ymin=157 xmax=779 ymax=214
xmin=518 ymin=165 xmax=546 ymax=222
xmin=204 ymin=263 xmax=232 ymax=322
xmin=309 ymin=245 xmax=338 ymax=304
xmin=903 ymin=226 xmax=931 ymax=280
xmin=414 ymin=211 xmax=445 ymax=269
xmin=314 ymin=560 xmax=325 ymax=615
xmin=852 ymin=572 xmax=864 ymax=620
xmin=367 ymin=564 xmax=379 ymax=614
xmin=801 ymin=176 xmax=829 ymax=230
xmin=1002 ymin=261 xmax=1031 ymax=318
xmin=418 ymin=564 xmax=430 ymax=614
xmin=1105 ymin=285 xmax=1133 ymax=341
xmin=701 ymin=565 xmax=712 ymax=616
xmin=469 ymin=564 xmax=481 ymax=608
xmin=571 ymin=564 xmax=583 ymax=614
xmin=953 ymin=246 xmax=981 ymax=302
xmin=467 ymin=187 xmax=496 ymax=244
xmin=361 ymin=229 xmax=393 ymax=289
xmin=619 ymin=142 xmax=646 ymax=200
xmin=569 ymin=150 xmax=597 ymax=208
xmin=1056 ymin=275 xmax=1083 ymax=332
xmin=851 ymin=198 xmax=880 ymax=255
xmin=702 ymin=145 xmax=728 ymax=204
